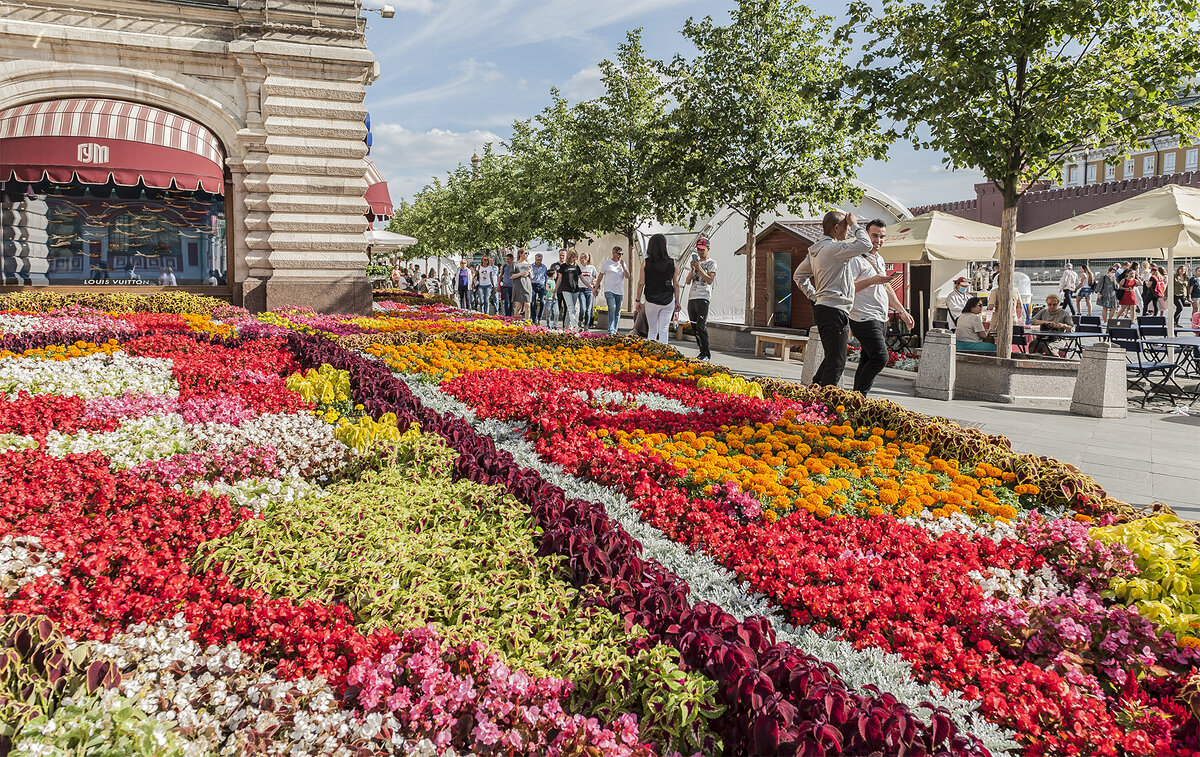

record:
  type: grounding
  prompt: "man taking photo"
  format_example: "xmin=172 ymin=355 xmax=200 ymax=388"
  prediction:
xmin=848 ymin=220 xmax=914 ymax=394
xmin=793 ymin=210 xmax=873 ymax=387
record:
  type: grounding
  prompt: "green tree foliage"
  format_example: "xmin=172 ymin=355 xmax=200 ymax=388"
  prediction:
xmin=853 ymin=0 xmax=1200 ymax=353
xmin=670 ymin=0 xmax=883 ymax=326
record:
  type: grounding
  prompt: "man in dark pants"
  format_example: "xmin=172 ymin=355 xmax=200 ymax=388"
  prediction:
xmin=847 ymin=220 xmax=915 ymax=394
xmin=685 ymin=236 xmax=717 ymax=360
xmin=530 ymin=252 xmax=548 ymax=323
xmin=792 ymin=210 xmax=873 ymax=387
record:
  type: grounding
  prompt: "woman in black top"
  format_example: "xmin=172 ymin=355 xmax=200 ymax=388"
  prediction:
xmin=635 ymin=234 xmax=679 ymax=344
xmin=556 ymin=250 xmax=584 ymax=330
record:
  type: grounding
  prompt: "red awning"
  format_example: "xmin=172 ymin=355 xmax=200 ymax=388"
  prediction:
xmin=0 ymin=98 xmax=225 ymax=194
xmin=364 ymin=157 xmax=393 ymax=219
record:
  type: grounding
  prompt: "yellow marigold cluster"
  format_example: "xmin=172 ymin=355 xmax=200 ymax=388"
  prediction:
xmin=0 ymin=339 xmax=123 ymax=361
xmin=609 ymin=416 xmax=1026 ymax=522
xmin=366 ymin=339 xmax=702 ymax=382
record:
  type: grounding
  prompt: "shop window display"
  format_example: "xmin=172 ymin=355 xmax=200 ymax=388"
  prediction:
xmin=2 ymin=179 xmax=226 ymax=286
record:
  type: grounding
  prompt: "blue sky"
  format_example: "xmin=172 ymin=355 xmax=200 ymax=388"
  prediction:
xmin=363 ymin=0 xmax=986 ymax=211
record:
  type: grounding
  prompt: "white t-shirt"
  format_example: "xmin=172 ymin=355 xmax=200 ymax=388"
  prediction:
xmin=477 ymin=265 xmax=499 ymax=287
xmin=599 ymin=258 xmax=628 ymax=295
xmin=847 ymin=252 xmax=889 ymax=322
xmin=955 ymin=312 xmax=987 ymax=341
xmin=689 ymin=258 xmax=717 ymax=301
xmin=166 ymin=272 xmax=177 ymax=286
xmin=579 ymin=264 xmax=597 ymax=290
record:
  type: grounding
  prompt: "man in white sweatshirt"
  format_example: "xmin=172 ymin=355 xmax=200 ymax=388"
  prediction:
xmin=1059 ymin=263 xmax=1079 ymax=316
xmin=793 ymin=210 xmax=874 ymax=387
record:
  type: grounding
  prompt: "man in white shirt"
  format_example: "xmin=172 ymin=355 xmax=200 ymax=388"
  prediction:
xmin=793 ymin=210 xmax=873 ymax=386
xmin=847 ymin=220 xmax=915 ymax=394
xmin=946 ymin=277 xmax=970 ymax=324
xmin=1059 ymin=263 xmax=1079 ymax=315
xmin=595 ymin=246 xmax=630 ymax=335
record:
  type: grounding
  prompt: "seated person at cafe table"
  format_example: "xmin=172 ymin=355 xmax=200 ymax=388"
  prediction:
xmin=954 ymin=297 xmax=996 ymax=352
xmin=1029 ymin=294 xmax=1074 ymax=355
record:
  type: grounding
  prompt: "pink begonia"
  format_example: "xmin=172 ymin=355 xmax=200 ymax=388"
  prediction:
xmin=345 ymin=625 xmax=656 ymax=757
xmin=179 ymin=395 xmax=256 ymax=425
xmin=131 ymin=445 xmax=280 ymax=488
xmin=82 ymin=393 xmax=179 ymax=422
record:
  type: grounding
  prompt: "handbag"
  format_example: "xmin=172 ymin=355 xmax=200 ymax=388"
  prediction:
xmin=633 ymin=305 xmax=649 ymax=338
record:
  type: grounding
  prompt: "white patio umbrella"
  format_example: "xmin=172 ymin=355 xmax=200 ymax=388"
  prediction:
xmin=365 ymin=229 xmax=417 ymax=251
xmin=1013 ymin=184 xmax=1200 ymax=336
xmin=880 ymin=211 xmax=1005 ymax=263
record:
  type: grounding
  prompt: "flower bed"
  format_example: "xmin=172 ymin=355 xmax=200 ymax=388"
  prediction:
xmin=4 ymin=294 xmax=1199 ymax=757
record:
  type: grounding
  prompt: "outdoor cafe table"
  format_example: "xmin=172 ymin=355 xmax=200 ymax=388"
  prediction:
xmin=1142 ymin=337 xmax=1200 ymax=404
xmin=1031 ymin=330 xmax=1108 ymax=358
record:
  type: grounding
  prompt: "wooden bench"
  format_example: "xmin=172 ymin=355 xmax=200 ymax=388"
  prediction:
xmin=752 ymin=331 xmax=808 ymax=362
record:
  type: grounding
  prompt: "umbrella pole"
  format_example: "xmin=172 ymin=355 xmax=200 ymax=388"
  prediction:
xmin=1167 ymin=246 xmax=1176 ymax=339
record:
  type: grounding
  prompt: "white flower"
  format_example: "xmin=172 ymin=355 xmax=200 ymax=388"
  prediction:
xmin=0 ymin=352 xmax=177 ymax=399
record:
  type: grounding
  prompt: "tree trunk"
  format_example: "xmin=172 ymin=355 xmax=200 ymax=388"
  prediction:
xmin=626 ymin=230 xmax=637 ymax=308
xmin=744 ymin=216 xmax=758 ymax=327
xmin=993 ymin=198 xmax=1020 ymax=356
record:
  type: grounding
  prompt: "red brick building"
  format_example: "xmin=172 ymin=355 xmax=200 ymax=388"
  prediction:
xmin=912 ymin=172 xmax=1200 ymax=233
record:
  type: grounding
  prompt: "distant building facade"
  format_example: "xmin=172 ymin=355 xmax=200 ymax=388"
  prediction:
xmin=1 ymin=0 xmax=384 ymax=312
xmin=912 ymin=136 xmax=1200 ymax=233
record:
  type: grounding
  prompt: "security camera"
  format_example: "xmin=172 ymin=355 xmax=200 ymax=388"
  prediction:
xmin=380 ymin=4 xmax=395 ymax=17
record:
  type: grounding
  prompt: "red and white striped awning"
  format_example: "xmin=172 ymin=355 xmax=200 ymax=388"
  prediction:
xmin=364 ymin=157 xmax=393 ymax=219
xmin=0 ymin=98 xmax=225 ymax=194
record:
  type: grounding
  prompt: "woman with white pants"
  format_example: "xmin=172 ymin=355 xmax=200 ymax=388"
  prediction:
xmin=636 ymin=233 xmax=679 ymax=344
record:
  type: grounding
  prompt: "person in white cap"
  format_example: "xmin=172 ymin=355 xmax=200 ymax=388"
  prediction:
xmin=1058 ymin=262 xmax=1079 ymax=315
xmin=685 ymin=236 xmax=717 ymax=360
xmin=793 ymin=210 xmax=873 ymax=387
xmin=946 ymin=277 xmax=971 ymax=324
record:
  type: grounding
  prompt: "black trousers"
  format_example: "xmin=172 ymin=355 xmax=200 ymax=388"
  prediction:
xmin=532 ymin=284 xmax=546 ymax=322
xmin=812 ymin=304 xmax=849 ymax=387
xmin=849 ymin=318 xmax=888 ymax=394
xmin=688 ymin=299 xmax=711 ymax=359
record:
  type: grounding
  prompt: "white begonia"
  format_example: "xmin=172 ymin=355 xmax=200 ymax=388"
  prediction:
xmin=190 ymin=413 xmax=350 ymax=481
xmin=79 ymin=616 xmax=447 ymax=757
xmin=0 ymin=314 xmax=45 ymax=332
xmin=968 ymin=566 xmax=1067 ymax=603
xmin=573 ymin=388 xmax=699 ymax=416
xmin=0 ymin=432 xmax=37 ymax=452
xmin=901 ymin=510 xmax=1022 ymax=543
xmin=0 ymin=535 xmax=63 ymax=598
xmin=189 ymin=474 xmax=322 ymax=515
xmin=0 ymin=352 xmax=177 ymax=399
xmin=401 ymin=374 xmax=1021 ymax=757
xmin=44 ymin=413 xmax=193 ymax=469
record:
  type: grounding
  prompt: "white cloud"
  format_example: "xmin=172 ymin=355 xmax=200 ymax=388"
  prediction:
xmin=373 ymin=58 xmax=504 ymax=108
xmin=398 ymin=0 xmax=698 ymax=52
xmin=369 ymin=123 xmax=503 ymax=200
xmin=561 ymin=65 xmax=604 ymax=100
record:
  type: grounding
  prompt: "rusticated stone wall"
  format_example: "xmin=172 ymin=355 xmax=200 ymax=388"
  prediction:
xmin=0 ymin=0 xmax=379 ymax=313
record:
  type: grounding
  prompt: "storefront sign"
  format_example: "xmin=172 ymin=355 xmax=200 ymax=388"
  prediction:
xmin=76 ymin=142 xmax=110 ymax=164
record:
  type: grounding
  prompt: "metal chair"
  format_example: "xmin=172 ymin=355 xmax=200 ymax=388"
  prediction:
xmin=1138 ymin=315 xmax=1167 ymax=329
xmin=886 ymin=319 xmax=917 ymax=354
xmin=1012 ymin=325 xmax=1029 ymax=354
xmin=1078 ymin=315 xmax=1102 ymax=329
xmin=1110 ymin=327 xmax=1182 ymax=407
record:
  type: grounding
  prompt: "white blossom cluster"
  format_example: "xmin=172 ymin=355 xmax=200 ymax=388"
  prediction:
xmin=573 ymin=388 xmax=699 ymax=416
xmin=12 ymin=687 xmax=201 ymax=757
xmin=190 ymin=413 xmax=350 ymax=481
xmin=901 ymin=511 xmax=1022 ymax=544
xmin=0 ymin=352 xmax=177 ymax=399
xmin=967 ymin=566 xmax=1067 ymax=603
xmin=83 ymin=616 xmax=461 ymax=757
xmin=0 ymin=431 xmax=37 ymax=453
xmin=0 ymin=314 xmax=49 ymax=332
xmin=44 ymin=413 xmax=194 ymax=469
xmin=189 ymin=474 xmax=323 ymax=515
xmin=400 ymin=375 xmax=1021 ymax=756
xmin=0 ymin=535 xmax=62 ymax=597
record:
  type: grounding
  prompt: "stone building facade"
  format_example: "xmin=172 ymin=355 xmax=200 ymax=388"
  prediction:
xmin=0 ymin=0 xmax=380 ymax=312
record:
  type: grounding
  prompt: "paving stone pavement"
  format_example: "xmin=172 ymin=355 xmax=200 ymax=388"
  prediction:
xmin=664 ymin=337 xmax=1200 ymax=519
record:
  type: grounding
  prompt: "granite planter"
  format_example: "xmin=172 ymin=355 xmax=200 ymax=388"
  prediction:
xmin=954 ymin=352 xmax=1079 ymax=407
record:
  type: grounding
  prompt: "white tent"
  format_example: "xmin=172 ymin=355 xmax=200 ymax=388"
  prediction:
xmin=881 ymin=211 xmax=1004 ymax=263
xmin=365 ymin=229 xmax=417 ymax=251
xmin=1012 ymin=184 xmax=1200 ymax=335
